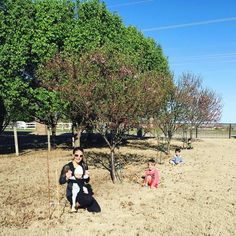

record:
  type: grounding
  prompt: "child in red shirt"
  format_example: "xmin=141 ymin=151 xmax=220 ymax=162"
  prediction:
xmin=142 ymin=159 xmax=159 ymax=189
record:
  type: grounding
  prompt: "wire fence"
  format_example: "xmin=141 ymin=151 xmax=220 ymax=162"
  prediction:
xmin=1 ymin=122 xmax=235 ymax=155
xmin=4 ymin=122 xmax=236 ymax=139
xmin=173 ymin=123 xmax=236 ymax=139
xmin=6 ymin=122 xmax=72 ymax=132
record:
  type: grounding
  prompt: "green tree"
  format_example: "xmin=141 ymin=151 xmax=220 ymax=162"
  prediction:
xmin=63 ymin=0 xmax=171 ymax=144
xmin=0 ymin=0 xmax=75 ymax=134
xmin=28 ymin=87 xmax=68 ymax=141
xmin=0 ymin=96 xmax=7 ymax=134
xmin=64 ymin=0 xmax=170 ymax=75
xmin=122 ymin=26 xmax=169 ymax=74
xmin=64 ymin=0 xmax=126 ymax=55
xmin=1 ymin=0 xmax=170 ymax=151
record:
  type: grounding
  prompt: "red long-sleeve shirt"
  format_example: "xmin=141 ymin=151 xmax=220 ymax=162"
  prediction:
xmin=145 ymin=168 xmax=159 ymax=188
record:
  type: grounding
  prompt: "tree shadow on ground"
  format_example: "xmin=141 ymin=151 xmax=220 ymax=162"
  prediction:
xmin=87 ymin=151 xmax=148 ymax=170
xmin=0 ymin=132 xmax=129 ymax=155
xmin=126 ymin=138 xmax=183 ymax=154
xmin=0 ymin=131 xmax=182 ymax=156
xmin=0 ymin=132 xmax=73 ymax=155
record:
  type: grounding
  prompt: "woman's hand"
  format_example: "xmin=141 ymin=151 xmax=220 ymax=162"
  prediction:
xmin=83 ymin=186 xmax=89 ymax=194
xmin=83 ymin=170 xmax=90 ymax=179
xmin=65 ymin=170 xmax=72 ymax=180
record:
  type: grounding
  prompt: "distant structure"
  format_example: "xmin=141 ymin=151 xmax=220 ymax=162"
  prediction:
xmin=35 ymin=122 xmax=47 ymax=135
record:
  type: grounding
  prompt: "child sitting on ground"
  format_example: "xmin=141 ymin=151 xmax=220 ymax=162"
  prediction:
xmin=187 ymin=138 xmax=193 ymax=149
xmin=170 ymin=148 xmax=184 ymax=165
xmin=142 ymin=159 xmax=159 ymax=189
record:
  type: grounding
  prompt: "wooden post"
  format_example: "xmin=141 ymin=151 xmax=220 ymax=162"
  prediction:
xmin=46 ymin=127 xmax=51 ymax=219
xmin=195 ymin=126 xmax=198 ymax=139
xmin=229 ymin=124 xmax=232 ymax=139
xmin=46 ymin=148 xmax=51 ymax=219
xmin=72 ymin=124 xmax=75 ymax=147
xmin=13 ymin=123 xmax=19 ymax=156
xmin=47 ymin=127 xmax=51 ymax=152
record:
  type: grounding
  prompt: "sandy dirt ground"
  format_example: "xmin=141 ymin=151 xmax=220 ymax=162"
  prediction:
xmin=0 ymin=138 xmax=235 ymax=236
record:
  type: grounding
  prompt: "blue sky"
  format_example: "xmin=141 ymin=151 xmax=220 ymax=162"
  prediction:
xmin=103 ymin=0 xmax=236 ymax=123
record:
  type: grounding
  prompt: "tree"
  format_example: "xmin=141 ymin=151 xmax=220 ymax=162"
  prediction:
xmin=0 ymin=0 xmax=6 ymax=12
xmin=79 ymin=51 xmax=168 ymax=182
xmin=39 ymin=49 xmax=168 ymax=182
xmin=36 ymin=54 xmax=86 ymax=147
xmin=123 ymin=26 xmax=169 ymax=75
xmin=0 ymin=0 xmax=75 ymax=134
xmin=1 ymin=0 xmax=170 ymax=155
xmin=157 ymin=73 xmax=222 ymax=151
xmin=157 ymin=80 xmax=187 ymax=153
xmin=179 ymin=73 xmax=222 ymax=138
xmin=0 ymin=96 xmax=8 ymax=134
xmin=62 ymin=0 xmax=171 ymax=145
xmin=0 ymin=0 xmax=35 ymax=127
xmin=27 ymin=87 xmax=68 ymax=145
xmin=64 ymin=0 xmax=126 ymax=55
xmin=64 ymin=0 xmax=170 ymax=75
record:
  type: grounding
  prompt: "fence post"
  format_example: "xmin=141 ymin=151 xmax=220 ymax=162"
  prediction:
xmin=47 ymin=127 xmax=51 ymax=152
xmin=13 ymin=123 xmax=19 ymax=156
xmin=229 ymin=124 xmax=232 ymax=139
xmin=195 ymin=126 xmax=198 ymax=138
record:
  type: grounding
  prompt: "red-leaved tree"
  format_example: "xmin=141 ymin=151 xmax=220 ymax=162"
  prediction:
xmin=39 ymin=49 xmax=168 ymax=182
xmin=179 ymin=73 xmax=222 ymax=138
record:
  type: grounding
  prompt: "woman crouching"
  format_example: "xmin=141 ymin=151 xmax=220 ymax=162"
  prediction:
xmin=59 ymin=147 xmax=101 ymax=213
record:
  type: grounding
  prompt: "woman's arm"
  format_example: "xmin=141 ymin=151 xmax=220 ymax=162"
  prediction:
xmin=75 ymin=178 xmax=85 ymax=188
xmin=82 ymin=163 xmax=90 ymax=183
xmin=59 ymin=165 xmax=72 ymax=185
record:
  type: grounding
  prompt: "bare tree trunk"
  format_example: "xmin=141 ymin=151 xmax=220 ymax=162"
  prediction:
xmin=190 ymin=127 xmax=193 ymax=139
xmin=166 ymin=139 xmax=171 ymax=154
xmin=167 ymin=131 xmax=173 ymax=154
xmin=0 ymin=97 xmax=7 ymax=135
xmin=74 ymin=128 xmax=82 ymax=147
xmin=137 ymin=127 xmax=143 ymax=138
xmin=229 ymin=124 xmax=232 ymax=139
xmin=110 ymin=149 xmax=117 ymax=183
xmin=51 ymin=123 xmax=57 ymax=148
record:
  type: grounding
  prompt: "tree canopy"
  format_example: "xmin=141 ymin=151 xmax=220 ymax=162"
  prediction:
xmin=0 ymin=0 xmax=170 ymax=136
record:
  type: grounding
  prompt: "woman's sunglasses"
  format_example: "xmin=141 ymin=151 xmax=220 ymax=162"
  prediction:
xmin=74 ymin=154 xmax=83 ymax=157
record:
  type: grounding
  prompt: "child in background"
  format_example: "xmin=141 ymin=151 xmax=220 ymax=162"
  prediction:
xmin=187 ymin=138 xmax=193 ymax=149
xmin=170 ymin=148 xmax=183 ymax=165
xmin=143 ymin=159 xmax=159 ymax=189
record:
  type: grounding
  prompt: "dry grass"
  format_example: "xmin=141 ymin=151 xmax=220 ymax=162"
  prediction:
xmin=0 ymin=138 xmax=236 ymax=236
